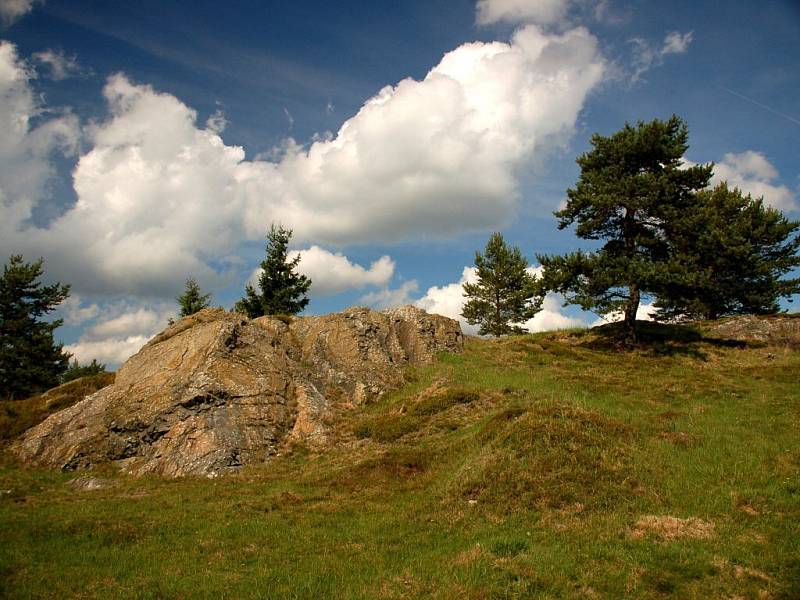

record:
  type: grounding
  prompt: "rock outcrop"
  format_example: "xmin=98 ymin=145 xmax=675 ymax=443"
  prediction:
xmin=706 ymin=314 xmax=800 ymax=347
xmin=12 ymin=306 xmax=463 ymax=477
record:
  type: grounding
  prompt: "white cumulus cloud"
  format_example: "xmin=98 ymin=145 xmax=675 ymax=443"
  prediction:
xmin=0 ymin=41 xmax=79 ymax=231
xmin=712 ymin=151 xmax=796 ymax=211
xmin=415 ymin=266 xmax=479 ymax=334
xmin=65 ymin=302 xmax=175 ymax=367
xmin=683 ymin=151 xmax=796 ymax=212
xmin=58 ymin=295 xmax=101 ymax=326
xmin=66 ymin=335 xmax=151 ymax=367
xmin=289 ymin=246 xmax=394 ymax=296
xmin=476 ymin=0 xmax=570 ymax=26
xmin=360 ymin=280 xmax=420 ymax=310
xmin=32 ymin=49 xmax=83 ymax=80
xmin=247 ymin=247 xmax=395 ymax=297
xmin=0 ymin=0 xmax=38 ymax=26
xmin=85 ymin=307 xmax=168 ymax=340
xmin=0 ymin=26 xmax=606 ymax=297
xmin=522 ymin=294 xmax=588 ymax=332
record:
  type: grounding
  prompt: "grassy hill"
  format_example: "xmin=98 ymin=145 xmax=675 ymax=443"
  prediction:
xmin=0 ymin=323 xmax=798 ymax=599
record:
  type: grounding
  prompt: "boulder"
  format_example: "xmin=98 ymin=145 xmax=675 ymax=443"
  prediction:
xmin=706 ymin=314 xmax=800 ymax=347
xmin=12 ymin=306 xmax=462 ymax=477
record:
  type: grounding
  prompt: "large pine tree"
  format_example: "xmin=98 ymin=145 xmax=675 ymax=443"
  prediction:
xmin=235 ymin=225 xmax=311 ymax=318
xmin=461 ymin=232 xmax=542 ymax=337
xmin=655 ymin=183 xmax=800 ymax=320
xmin=538 ymin=116 xmax=712 ymax=341
xmin=0 ymin=255 xmax=71 ymax=399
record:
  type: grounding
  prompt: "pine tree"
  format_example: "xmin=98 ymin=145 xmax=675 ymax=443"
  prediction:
xmin=177 ymin=277 xmax=211 ymax=317
xmin=538 ymin=116 xmax=712 ymax=341
xmin=235 ymin=225 xmax=311 ymax=318
xmin=655 ymin=183 xmax=800 ymax=320
xmin=0 ymin=255 xmax=71 ymax=399
xmin=461 ymin=232 xmax=542 ymax=336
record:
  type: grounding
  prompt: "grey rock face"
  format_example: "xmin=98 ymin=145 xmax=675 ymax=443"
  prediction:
xmin=706 ymin=314 xmax=800 ymax=346
xmin=13 ymin=306 xmax=463 ymax=477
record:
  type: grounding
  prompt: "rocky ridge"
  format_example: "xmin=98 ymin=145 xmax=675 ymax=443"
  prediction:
xmin=13 ymin=306 xmax=463 ymax=477
xmin=706 ymin=314 xmax=800 ymax=347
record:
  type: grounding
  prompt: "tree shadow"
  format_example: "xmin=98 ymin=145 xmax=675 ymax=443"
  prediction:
xmin=582 ymin=320 xmax=755 ymax=359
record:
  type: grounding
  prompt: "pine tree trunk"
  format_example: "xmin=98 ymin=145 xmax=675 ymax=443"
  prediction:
xmin=494 ymin=288 xmax=501 ymax=337
xmin=624 ymin=283 xmax=640 ymax=343
xmin=622 ymin=206 xmax=639 ymax=343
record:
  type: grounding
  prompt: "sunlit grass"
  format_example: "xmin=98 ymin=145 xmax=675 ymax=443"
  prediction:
xmin=1 ymin=326 xmax=797 ymax=598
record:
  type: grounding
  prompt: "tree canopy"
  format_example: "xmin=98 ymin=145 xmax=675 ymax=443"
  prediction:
xmin=235 ymin=225 xmax=311 ymax=318
xmin=654 ymin=183 xmax=800 ymax=320
xmin=461 ymin=232 xmax=542 ymax=337
xmin=177 ymin=277 xmax=211 ymax=318
xmin=538 ymin=115 xmax=713 ymax=340
xmin=0 ymin=255 xmax=71 ymax=399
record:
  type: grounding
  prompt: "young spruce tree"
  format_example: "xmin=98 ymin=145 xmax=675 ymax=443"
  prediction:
xmin=235 ymin=225 xmax=311 ymax=318
xmin=538 ymin=116 xmax=712 ymax=341
xmin=461 ymin=232 xmax=542 ymax=337
xmin=0 ymin=255 xmax=71 ymax=399
xmin=176 ymin=277 xmax=211 ymax=317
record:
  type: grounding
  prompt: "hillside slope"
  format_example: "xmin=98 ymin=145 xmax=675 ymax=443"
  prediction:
xmin=1 ymin=322 xmax=798 ymax=599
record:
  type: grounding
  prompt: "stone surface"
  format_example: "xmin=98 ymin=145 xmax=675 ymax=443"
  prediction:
xmin=12 ymin=306 xmax=462 ymax=477
xmin=706 ymin=314 xmax=800 ymax=347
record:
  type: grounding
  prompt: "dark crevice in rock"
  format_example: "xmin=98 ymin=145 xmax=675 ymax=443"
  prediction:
xmin=63 ymin=453 xmax=90 ymax=471
xmin=223 ymin=325 xmax=241 ymax=351
xmin=109 ymin=419 xmax=148 ymax=434
xmin=180 ymin=391 xmax=231 ymax=411
xmin=141 ymin=420 xmax=171 ymax=444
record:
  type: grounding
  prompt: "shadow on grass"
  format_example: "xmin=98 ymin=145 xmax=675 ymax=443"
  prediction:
xmin=584 ymin=320 xmax=754 ymax=358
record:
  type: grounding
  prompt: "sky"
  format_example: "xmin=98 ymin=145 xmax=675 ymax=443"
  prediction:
xmin=1 ymin=0 xmax=798 ymax=367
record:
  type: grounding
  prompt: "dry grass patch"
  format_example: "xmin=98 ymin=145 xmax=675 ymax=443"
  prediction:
xmin=631 ymin=515 xmax=715 ymax=541
xmin=657 ymin=430 xmax=703 ymax=448
xmin=452 ymin=544 xmax=484 ymax=566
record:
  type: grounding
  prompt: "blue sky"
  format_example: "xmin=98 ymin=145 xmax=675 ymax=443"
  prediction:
xmin=1 ymin=0 xmax=798 ymax=366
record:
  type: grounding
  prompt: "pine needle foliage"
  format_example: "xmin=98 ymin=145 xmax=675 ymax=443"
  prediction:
xmin=177 ymin=277 xmax=211 ymax=317
xmin=0 ymin=255 xmax=71 ymax=399
xmin=538 ymin=116 xmax=712 ymax=341
xmin=235 ymin=225 xmax=311 ymax=318
xmin=461 ymin=232 xmax=542 ymax=337
xmin=61 ymin=359 xmax=107 ymax=383
xmin=655 ymin=183 xmax=800 ymax=320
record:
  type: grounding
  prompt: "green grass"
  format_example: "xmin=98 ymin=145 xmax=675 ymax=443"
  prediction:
xmin=0 ymin=326 xmax=798 ymax=599
xmin=0 ymin=373 xmax=114 ymax=448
